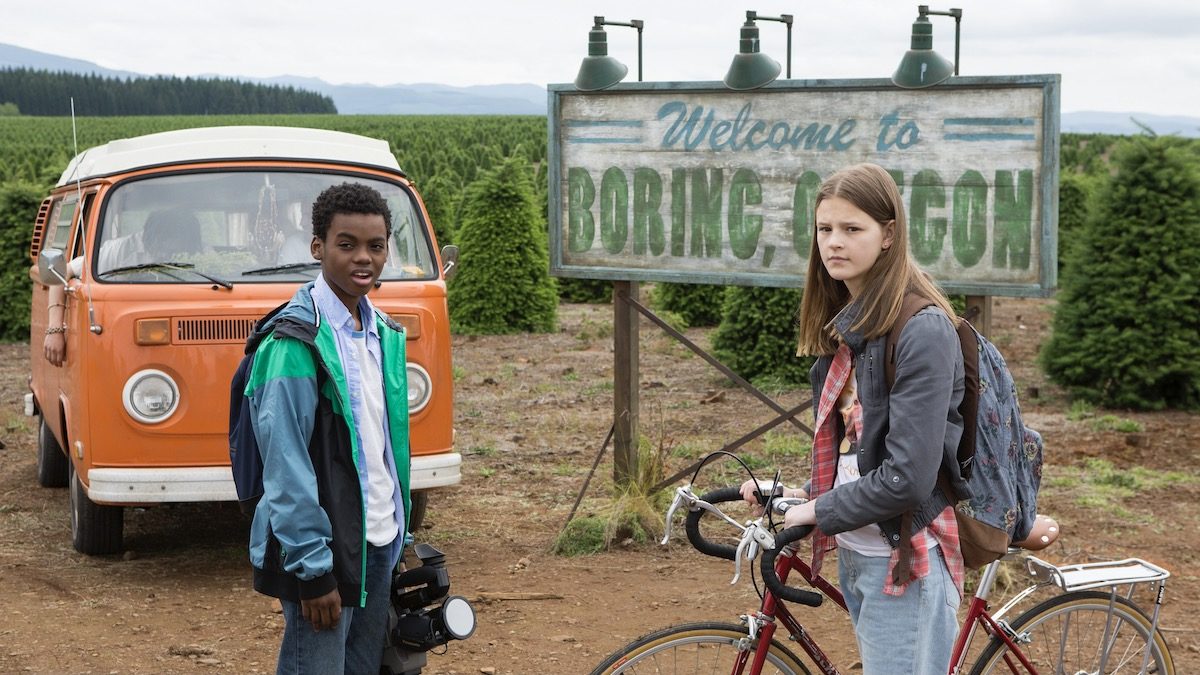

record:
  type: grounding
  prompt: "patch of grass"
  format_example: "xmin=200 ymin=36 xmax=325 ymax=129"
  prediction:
xmin=583 ymin=381 xmax=614 ymax=396
xmin=467 ymin=444 xmax=497 ymax=457
xmin=1067 ymin=399 xmax=1095 ymax=421
xmin=1088 ymin=414 xmax=1143 ymax=433
xmin=762 ymin=431 xmax=811 ymax=461
xmin=551 ymin=463 xmax=577 ymax=477
xmin=4 ymin=415 xmax=29 ymax=433
xmin=553 ymin=436 xmax=670 ymax=556
xmin=1042 ymin=459 xmax=1195 ymax=515
xmin=451 ymin=365 xmax=466 ymax=381
xmin=478 ymin=467 xmax=496 ymax=479
xmin=750 ymin=374 xmax=803 ymax=396
xmin=576 ymin=315 xmax=613 ymax=342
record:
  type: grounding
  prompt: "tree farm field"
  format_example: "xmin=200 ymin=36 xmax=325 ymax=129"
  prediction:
xmin=1 ymin=296 xmax=1198 ymax=674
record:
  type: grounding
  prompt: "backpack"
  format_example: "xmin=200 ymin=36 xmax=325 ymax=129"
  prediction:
xmin=228 ymin=301 xmax=292 ymax=516
xmin=886 ymin=294 xmax=1044 ymax=570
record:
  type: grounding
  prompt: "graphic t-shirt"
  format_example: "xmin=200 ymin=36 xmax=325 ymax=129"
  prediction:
xmin=832 ymin=364 xmax=894 ymax=556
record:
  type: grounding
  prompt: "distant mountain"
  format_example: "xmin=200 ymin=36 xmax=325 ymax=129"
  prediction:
xmin=1061 ymin=111 xmax=1200 ymax=138
xmin=3 ymin=42 xmax=1198 ymax=128
xmin=259 ymin=75 xmax=544 ymax=115
xmin=0 ymin=42 xmax=544 ymax=115
xmin=0 ymin=43 xmax=140 ymax=80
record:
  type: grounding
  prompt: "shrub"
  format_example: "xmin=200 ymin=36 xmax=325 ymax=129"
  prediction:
xmin=557 ymin=277 xmax=612 ymax=304
xmin=650 ymin=283 xmax=726 ymax=327
xmin=1041 ymin=136 xmax=1200 ymax=409
xmin=0 ymin=181 xmax=45 ymax=341
xmin=711 ymin=286 xmax=813 ymax=385
xmin=1056 ymin=171 xmax=1100 ymax=272
xmin=448 ymin=156 xmax=557 ymax=334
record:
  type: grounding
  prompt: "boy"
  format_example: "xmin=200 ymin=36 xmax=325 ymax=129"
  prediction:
xmin=245 ymin=182 xmax=411 ymax=674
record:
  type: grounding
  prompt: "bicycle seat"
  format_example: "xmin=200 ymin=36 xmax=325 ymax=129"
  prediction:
xmin=1013 ymin=514 xmax=1059 ymax=551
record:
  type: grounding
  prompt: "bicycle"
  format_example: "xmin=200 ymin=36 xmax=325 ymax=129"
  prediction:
xmin=590 ymin=461 xmax=1174 ymax=674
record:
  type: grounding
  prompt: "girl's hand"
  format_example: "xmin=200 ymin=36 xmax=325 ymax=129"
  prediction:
xmin=783 ymin=498 xmax=818 ymax=530
xmin=44 ymin=332 xmax=66 ymax=366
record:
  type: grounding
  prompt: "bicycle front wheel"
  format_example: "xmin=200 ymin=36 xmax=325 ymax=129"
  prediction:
xmin=968 ymin=590 xmax=1174 ymax=674
xmin=590 ymin=621 xmax=813 ymax=675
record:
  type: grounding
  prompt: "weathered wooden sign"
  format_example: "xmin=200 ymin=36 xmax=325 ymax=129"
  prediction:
xmin=548 ymin=75 xmax=1060 ymax=296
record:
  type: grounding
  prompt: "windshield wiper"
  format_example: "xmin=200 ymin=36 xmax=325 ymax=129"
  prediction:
xmin=243 ymin=261 xmax=322 ymax=276
xmin=98 ymin=261 xmax=233 ymax=289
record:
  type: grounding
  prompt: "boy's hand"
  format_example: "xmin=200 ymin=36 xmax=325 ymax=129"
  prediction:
xmin=302 ymin=589 xmax=342 ymax=630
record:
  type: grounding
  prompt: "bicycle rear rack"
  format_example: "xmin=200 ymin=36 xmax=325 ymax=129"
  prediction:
xmin=1024 ymin=556 xmax=1170 ymax=592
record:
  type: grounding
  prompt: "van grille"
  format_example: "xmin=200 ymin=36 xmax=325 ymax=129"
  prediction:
xmin=175 ymin=317 xmax=256 ymax=344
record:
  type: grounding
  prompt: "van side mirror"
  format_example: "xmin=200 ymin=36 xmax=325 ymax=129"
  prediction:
xmin=440 ymin=245 xmax=458 ymax=281
xmin=37 ymin=249 xmax=68 ymax=286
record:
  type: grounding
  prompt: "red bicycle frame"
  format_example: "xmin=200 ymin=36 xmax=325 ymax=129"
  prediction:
xmin=741 ymin=550 xmax=1038 ymax=675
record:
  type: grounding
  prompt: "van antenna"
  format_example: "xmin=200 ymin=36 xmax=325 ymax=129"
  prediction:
xmin=69 ymin=97 xmax=102 ymax=335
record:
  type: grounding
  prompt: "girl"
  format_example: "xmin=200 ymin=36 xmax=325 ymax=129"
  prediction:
xmin=742 ymin=163 xmax=965 ymax=674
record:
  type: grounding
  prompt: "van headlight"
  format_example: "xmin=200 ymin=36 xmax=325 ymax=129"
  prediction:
xmin=122 ymin=369 xmax=180 ymax=424
xmin=406 ymin=363 xmax=432 ymax=414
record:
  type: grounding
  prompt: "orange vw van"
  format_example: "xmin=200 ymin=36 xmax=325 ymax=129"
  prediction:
xmin=26 ymin=126 xmax=460 ymax=554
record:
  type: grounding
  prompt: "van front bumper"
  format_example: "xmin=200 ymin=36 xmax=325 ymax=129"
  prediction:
xmin=86 ymin=452 xmax=462 ymax=504
xmin=86 ymin=467 xmax=238 ymax=504
xmin=411 ymin=452 xmax=462 ymax=490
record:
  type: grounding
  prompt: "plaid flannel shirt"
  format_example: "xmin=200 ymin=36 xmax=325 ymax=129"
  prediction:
xmin=808 ymin=344 xmax=964 ymax=596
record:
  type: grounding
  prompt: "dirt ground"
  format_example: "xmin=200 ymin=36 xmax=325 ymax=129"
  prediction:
xmin=1 ymin=295 xmax=1198 ymax=674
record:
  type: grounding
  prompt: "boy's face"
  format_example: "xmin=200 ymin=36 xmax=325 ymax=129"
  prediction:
xmin=311 ymin=212 xmax=389 ymax=315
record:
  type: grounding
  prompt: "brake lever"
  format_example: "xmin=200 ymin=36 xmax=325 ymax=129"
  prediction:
xmin=660 ymin=485 xmax=697 ymax=545
xmin=731 ymin=521 xmax=776 ymax=585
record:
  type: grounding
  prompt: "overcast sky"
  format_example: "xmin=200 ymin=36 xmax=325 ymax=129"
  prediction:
xmin=3 ymin=0 xmax=1197 ymax=116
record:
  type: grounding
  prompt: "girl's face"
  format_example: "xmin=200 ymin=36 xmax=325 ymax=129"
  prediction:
xmin=815 ymin=196 xmax=895 ymax=298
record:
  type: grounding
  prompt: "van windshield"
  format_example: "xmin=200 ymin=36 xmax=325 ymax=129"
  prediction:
xmin=93 ymin=171 xmax=436 ymax=283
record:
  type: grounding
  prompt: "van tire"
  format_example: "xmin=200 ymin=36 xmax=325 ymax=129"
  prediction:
xmin=408 ymin=491 xmax=428 ymax=533
xmin=37 ymin=418 xmax=70 ymax=488
xmin=69 ymin=463 xmax=124 ymax=555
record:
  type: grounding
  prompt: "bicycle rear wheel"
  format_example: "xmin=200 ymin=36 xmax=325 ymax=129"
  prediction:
xmin=968 ymin=590 xmax=1174 ymax=674
xmin=589 ymin=621 xmax=813 ymax=674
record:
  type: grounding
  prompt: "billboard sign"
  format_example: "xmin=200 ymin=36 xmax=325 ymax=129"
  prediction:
xmin=548 ymin=75 xmax=1060 ymax=296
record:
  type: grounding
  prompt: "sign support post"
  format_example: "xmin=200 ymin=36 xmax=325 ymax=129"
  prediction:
xmin=613 ymin=280 xmax=640 ymax=484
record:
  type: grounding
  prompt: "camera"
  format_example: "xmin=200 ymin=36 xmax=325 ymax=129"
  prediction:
xmin=380 ymin=542 xmax=476 ymax=675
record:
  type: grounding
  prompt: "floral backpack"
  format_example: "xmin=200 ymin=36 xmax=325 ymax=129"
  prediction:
xmin=886 ymin=294 xmax=1044 ymax=569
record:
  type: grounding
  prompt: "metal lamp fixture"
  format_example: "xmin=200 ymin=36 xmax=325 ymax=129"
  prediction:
xmin=574 ymin=16 xmax=644 ymax=91
xmin=892 ymin=5 xmax=961 ymax=89
xmin=723 ymin=10 xmax=792 ymax=90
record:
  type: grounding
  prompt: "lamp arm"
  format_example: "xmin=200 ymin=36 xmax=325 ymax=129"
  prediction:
xmin=745 ymin=11 xmax=794 ymax=79
xmin=593 ymin=17 xmax=644 ymax=82
xmin=918 ymin=6 xmax=962 ymax=76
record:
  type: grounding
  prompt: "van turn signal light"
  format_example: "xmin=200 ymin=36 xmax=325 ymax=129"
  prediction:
xmin=136 ymin=318 xmax=171 ymax=345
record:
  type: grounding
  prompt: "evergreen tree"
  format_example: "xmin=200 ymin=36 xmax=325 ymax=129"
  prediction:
xmin=448 ymin=156 xmax=557 ymax=334
xmin=1042 ymin=136 xmax=1200 ymax=409
xmin=650 ymin=283 xmax=726 ymax=327
xmin=0 ymin=181 xmax=45 ymax=340
xmin=711 ymin=286 xmax=813 ymax=385
xmin=556 ymin=278 xmax=612 ymax=304
xmin=1056 ymin=171 xmax=1098 ymax=271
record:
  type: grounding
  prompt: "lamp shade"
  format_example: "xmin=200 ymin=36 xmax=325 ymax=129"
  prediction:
xmin=575 ymin=25 xmax=628 ymax=91
xmin=723 ymin=20 xmax=781 ymax=90
xmin=891 ymin=15 xmax=954 ymax=88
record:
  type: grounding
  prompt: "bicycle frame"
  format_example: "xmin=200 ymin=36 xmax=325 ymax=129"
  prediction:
xmin=746 ymin=551 xmax=1037 ymax=675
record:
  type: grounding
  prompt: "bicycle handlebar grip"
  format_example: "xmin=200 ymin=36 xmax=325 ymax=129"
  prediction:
xmin=760 ymin=525 xmax=824 ymax=607
xmin=683 ymin=486 xmax=744 ymax=561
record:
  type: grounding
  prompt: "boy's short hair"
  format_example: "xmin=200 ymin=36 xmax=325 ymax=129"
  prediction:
xmin=311 ymin=182 xmax=393 ymax=239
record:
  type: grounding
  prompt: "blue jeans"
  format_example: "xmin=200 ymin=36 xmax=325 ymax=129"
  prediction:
xmin=277 ymin=544 xmax=395 ymax=675
xmin=837 ymin=546 xmax=960 ymax=675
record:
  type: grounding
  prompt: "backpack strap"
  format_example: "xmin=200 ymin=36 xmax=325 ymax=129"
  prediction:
xmin=887 ymin=293 xmax=982 ymax=583
xmin=884 ymin=293 xmax=936 ymax=389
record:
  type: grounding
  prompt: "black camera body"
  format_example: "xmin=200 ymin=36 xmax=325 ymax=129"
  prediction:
xmin=380 ymin=543 xmax=476 ymax=675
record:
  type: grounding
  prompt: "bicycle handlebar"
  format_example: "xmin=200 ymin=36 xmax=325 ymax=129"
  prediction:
xmin=684 ymin=486 xmax=743 ymax=560
xmin=760 ymin=525 xmax=824 ymax=607
xmin=679 ymin=484 xmax=823 ymax=607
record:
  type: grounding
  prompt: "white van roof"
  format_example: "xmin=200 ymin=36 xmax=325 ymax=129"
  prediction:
xmin=57 ymin=125 xmax=403 ymax=187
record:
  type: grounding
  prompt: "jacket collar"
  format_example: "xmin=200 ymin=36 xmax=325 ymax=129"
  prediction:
xmin=828 ymin=299 xmax=869 ymax=354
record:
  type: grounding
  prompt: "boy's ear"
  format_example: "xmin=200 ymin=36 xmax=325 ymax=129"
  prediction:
xmin=310 ymin=236 xmax=322 ymax=260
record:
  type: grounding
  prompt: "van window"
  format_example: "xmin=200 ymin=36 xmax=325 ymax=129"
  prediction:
xmin=46 ymin=196 xmax=78 ymax=251
xmin=93 ymin=171 xmax=436 ymax=283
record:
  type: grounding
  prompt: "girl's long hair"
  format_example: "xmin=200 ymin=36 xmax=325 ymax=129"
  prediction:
xmin=796 ymin=163 xmax=957 ymax=356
